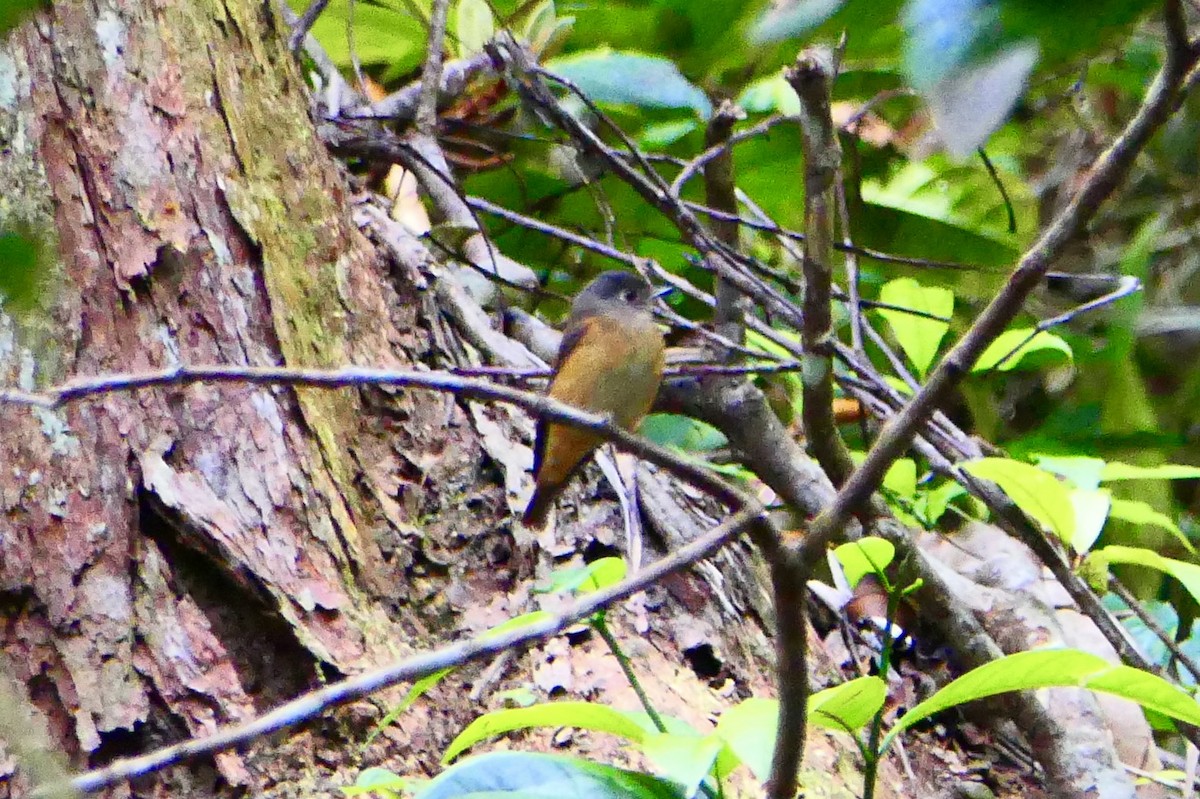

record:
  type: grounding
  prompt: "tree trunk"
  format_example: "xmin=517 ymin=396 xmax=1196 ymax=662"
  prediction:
xmin=0 ymin=2 xmax=796 ymax=797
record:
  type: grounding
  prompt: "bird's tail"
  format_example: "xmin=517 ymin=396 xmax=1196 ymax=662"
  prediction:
xmin=522 ymin=486 xmax=554 ymax=528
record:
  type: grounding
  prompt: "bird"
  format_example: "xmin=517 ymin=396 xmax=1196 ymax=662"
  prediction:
xmin=522 ymin=271 xmax=669 ymax=528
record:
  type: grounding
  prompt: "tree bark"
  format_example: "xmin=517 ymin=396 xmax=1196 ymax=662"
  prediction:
xmin=0 ymin=0 xmax=507 ymax=794
xmin=0 ymin=2 xmax=792 ymax=797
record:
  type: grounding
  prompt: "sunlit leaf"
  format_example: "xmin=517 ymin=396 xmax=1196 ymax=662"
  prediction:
xmin=1100 ymin=463 xmax=1200 ymax=481
xmin=344 ymin=767 xmax=414 ymax=797
xmin=876 ymin=278 xmax=954 ymax=379
xmin=834 ymin=538 xmax=896 ymax=588
xmin=914 ymin=481 xmax=966 ymax=527
xmin=455 ymin=0 xmax=494 ymax=57
xmin=640 ymin=733 xmax=722 ymax=797
xmin=1092 ymin=545 xmax=1200 ymax=609
xmin=713 ymin=698 xmax=776 ymax=783
xmin=885 ymin=649 xmax=1200 ymax=751
xmin=973 ymin=329 xmax=1073 ymax=372
xmin=736 ymin=74 xmax=801 ymax=115
xmin=300 ymin=0 xmax=425 ymax=73
xmin=1069 ymin=487 xmax=1111 ymax=555
xmin=1035 ymin=455 xmax=1106 ymax=491
xmin=961 ymin=458 xmax=1075 ymax=542
xmin=442 ymin=702 xmax=649 ymax=763
xmin=808 ymin=676 xmax=888 ymax=733
xmin=883 ymin=458 xmax=918 ymax=499
xmin=481 ymin=610 xmax=555 ymax=642
xmin=1108 ymin=499 xmax=1194 ymax=553
xmin=639 ymin=120 xmax=699 ymax=148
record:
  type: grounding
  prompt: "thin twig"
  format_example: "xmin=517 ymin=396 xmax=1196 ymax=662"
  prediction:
xmin=670 ymin=113 xmax=793 ymax=197
xmin=416 ymin=0 xmax=452 ymax=134
xmin=1110 ymin=576 xmax=1200 ymax=685
xmin=288 ymin=0 xmax=331 ymax=53
xmin=346 ymin=52 xmax=494 ymax=123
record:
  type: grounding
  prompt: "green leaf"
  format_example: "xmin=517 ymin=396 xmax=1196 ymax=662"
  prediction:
xmin=366 ymin=667 xmax=454 ymax=748
xmin=419 ymin=752 xmax=688 ymax=799
xmin=1100 ymin=463 xmax=1200 ymax=481
xmin=442 ymin=702 xmax=648 ymax=763
xmin=736 ymin=74 xmax=801 ymax=115
xmin=876 ymin=278 xmax=954 ymax=379
xmin=807 ymin=676 xmax=888 ymax=733
xmin=833 ymin=538 xmax=896 ymax=588
xmin=546 ymin=49 xmax=712 ymax=118
xmin=639 ymin=120 xmax=699 ymax=149
xmin=536 ymin=559 xmax=626 ymax=596
xmin=640 ymin=733 xmax=722 ymax=797
xmin=1035 ymin=455 xmax=1106 ymax=491
xmin=1091 ymin=546 xmax=1200 ymax=610
xmin=300 ymin=0 xmax=426 ymax=73
xmin=483 ymin=610 xmax=556 ymax=639
xmin=1108 ymin=499 xmax=1194 ymax=553
xmin=0 ymin=0 xmax=41 ymax=36
xmin=973 ymin=329 xmax=1073 ymax=372
xmin=640 ymin=415 xmax=728 ymax=451
xmin=581 ymin=557 xmax=626 ymax=593
xmin=961 ymin=458 xmax=1076 ymax=542
xmin=1068 ymin=488 xmax=1111 ymax=555
xmin=344 ymin=767 xmax=413 ymax=797
xmin=456 ymin=0 xmax=494 ymax=57
xmin=883 ymin=458 xmax=918 ymax=499
xmin=914 ymin=481 xmax=966 ymax=527
xmin=713 ymin=698 xmax=777 ymax=783
xmin=885 ymin=649 xmax=1200 ymax=752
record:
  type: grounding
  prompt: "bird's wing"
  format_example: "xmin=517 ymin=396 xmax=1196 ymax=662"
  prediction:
xmin=532 ymin=317 xmax=598 ymax=477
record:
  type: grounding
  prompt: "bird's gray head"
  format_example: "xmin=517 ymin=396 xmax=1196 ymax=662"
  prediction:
xmin=570 ymin=271 xmax=657 ymax=319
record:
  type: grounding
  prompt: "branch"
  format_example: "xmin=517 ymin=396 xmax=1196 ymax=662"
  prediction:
xmin=344 ymin=52 xmax=495 ymax=123
xmin=797 ymin=13 xmax=1200 ymax=566
xmin=416 ymin=0 xmax=451 ymax=134
xmin=288 ymin=0 xmax=331 ymax=53
xmin=702 ymin=100 xmax=750 ymax=349
xmin=670 ymin=113 xmax=793 ymax=197
xmin=787 ymin=46 xmax=854 ymax=489
xmin=0 ymin=364 xmax=767 ymax=524
xmin=35 ymin=508 xmax=763 ymax=797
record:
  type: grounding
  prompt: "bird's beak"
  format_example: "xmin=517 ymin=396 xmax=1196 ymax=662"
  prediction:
xmin=652 ymin=284 xmax=676 ymax=300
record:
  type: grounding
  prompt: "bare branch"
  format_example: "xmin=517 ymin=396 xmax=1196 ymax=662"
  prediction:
xmin=671 ymin=113 xmax=792 ymax=197
xmin=0 ymin=363 xmax=768 ymax=522
xmin=344 ymin=52 xmax=495 ymax=123
xmin=787 ymin=46 xmax=854 ymax=490
xmin=288 ymin=0 xmax=331 ymax=53
xmin=702 ymin=101 xmax=751 ymax=348
xmin=416 ymin=0 xmax=452 ymax=134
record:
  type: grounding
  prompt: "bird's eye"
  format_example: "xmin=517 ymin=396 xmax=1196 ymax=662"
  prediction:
xmin=624 ymin=290 xmax=637 ymax=302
